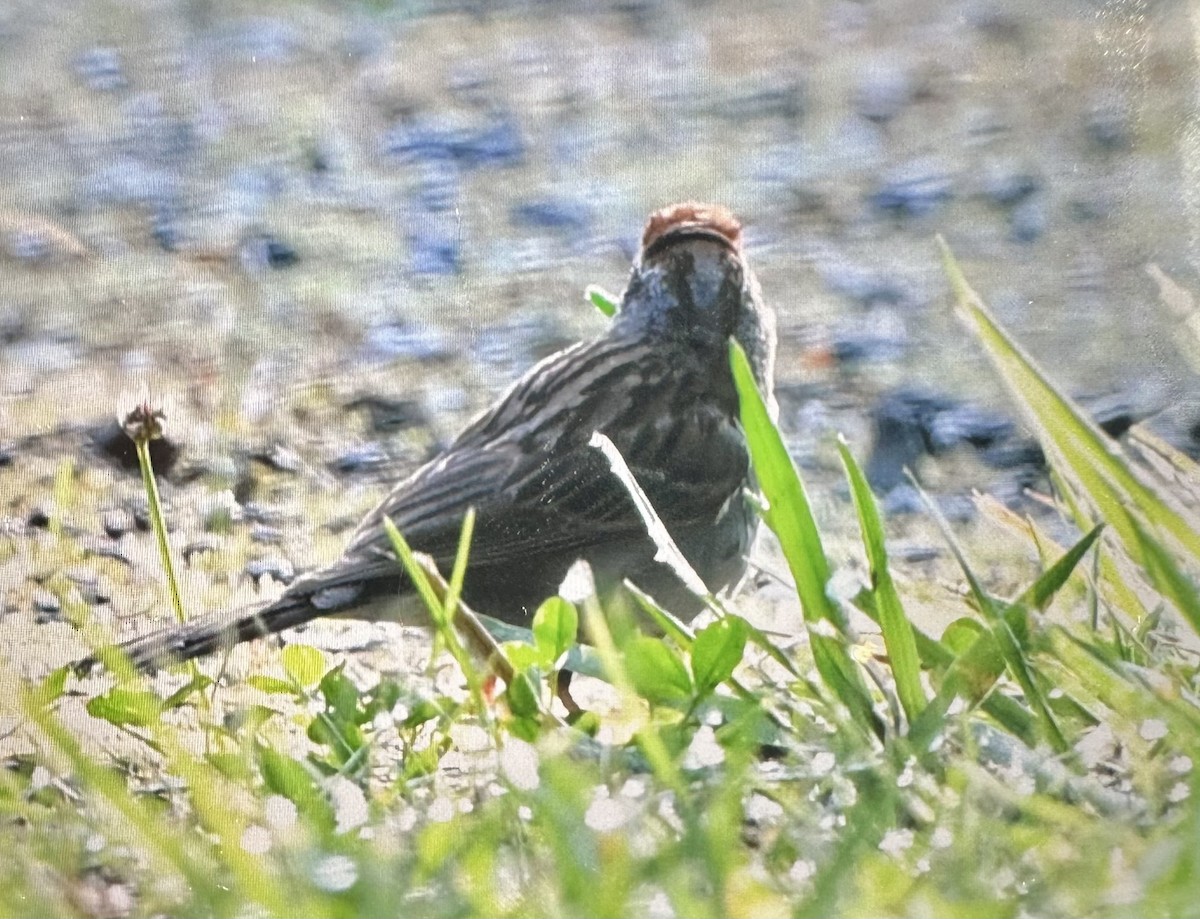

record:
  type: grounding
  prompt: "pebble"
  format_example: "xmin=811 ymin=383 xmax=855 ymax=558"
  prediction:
xmin=241 ymin=500 xmax=287 ymax=525
xmin=709 ymin=78 xmax=806 ymax=122
xmin=79 ymin=535 xmax=133 ymax=566
xmin=881 ymin=484 xmax=924 ymax=516
xmin=1009 ymin=195 xmax=1047 ymax=243
xmin=854 ymin=58 xmax=913 ymax=122
xmin=331 ymin=442 xmax=391 ymax=476
xmin=253 ymin=443 xmax=303 ymax=474
xmin=383 ymin=114 xmax=524 ymax=169
xmin=211 ymin=16 xmax=303 ymax=62
xmin=362 ymin=322 xmax=454 ymax=363
xmin=413 ymin=158 xmax=460 ymax=212
xmin=870 ymin=158 xmax=954 ymax=217
xmin=982 ymin=163 xmax=1041 ymax=206
xmin=66 ymin=567 xmax=111 ymax=605
xmin=82 ymin=157 xmax=181 ymax=208
xmin=33 ymin=589 xmax=61 ymax=615
xmin=239 ymin=233 xmax=299 ymax=272
xmin=473 ymin=314 xmax=573 ymax=376
xmin=101 ymin=509 xmax=133 ymax=539
xmin=7 ymin=338 xmax=82 ymax=375
xmin=819 ymin=260 xmax=923 ymax=309
xmin=1085 ymin=101 xmax=1130 ymax=151
xmin=5 ymin=228 xmax=52 ymax=262
xmin=927 ymin=405 xmax=1014 ymax=452
xmin=73 ymin=46 xmax=127 ymax=92
xmin=245 ymin=556 xmax=295 ymax=585
xmin=250 ymin=524 xmax=285 ymax=545
xmin=122 ymin=92 xmax=197 ymax=164
xmin=887 ymin=543 xmax=942 ymax=564
xmin=183 ymin=537 xmax=222 ymax=563
xmin=829 ymin=309 xmax=909 ymax=365
xmin=510 ymin=198 xmax=593 ymax=235
xmin=409 ymin=226 xmax=461 ymax=276
xmin=344 ymin=395 xmax=428 ymax=434
xmin=865 ymin=388 xmax=958 ymax=492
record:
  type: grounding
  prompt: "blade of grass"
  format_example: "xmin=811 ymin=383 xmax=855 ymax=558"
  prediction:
xmin=837 ymin=435 xmax=926 ymax=723
xmin=590 ymin=431 xmax=712 ymax=602
xmin=940 ymin=238 xmax=1200 ymax=571
xmin=730 ymin=340 xmax=880 ymax=741
xmin=910 ymin=475 xmax=1068 ymax=753
xmin=1014 ymin=523 xmax=1105 ymax=611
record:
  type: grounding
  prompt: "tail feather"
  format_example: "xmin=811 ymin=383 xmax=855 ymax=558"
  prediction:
xmin=132 ymin=595 xmax=319 ymax=670
xmin=81 ymin=592 xmax=327 ymax=675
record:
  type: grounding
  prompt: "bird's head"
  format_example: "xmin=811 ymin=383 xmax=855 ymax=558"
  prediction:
xmin=616 ymin=202 xmax=776 ymax=398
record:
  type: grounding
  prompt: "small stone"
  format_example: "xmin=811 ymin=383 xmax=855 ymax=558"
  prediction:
xmin=66 ymin=567 xmax=111 ymax=605
xmin=819 ymin=260 xmax=921 ymax=309
xmin=408 ymin=226 xmax=461 ymax=277
xmin=882 ymin=484 xmax=924 ymax=516
xmin=362 ymin=322 xmax=453 ymax=363
xmin=865 ymin=388 xmax=957 ymax=492
xmin=888 ymin=543 xmax=941 ymax=564
xmin=345 ymin=395 xmax=427 ymax=433
xmin=183 ymin=537 xmax=222 ymax=563
xmin=927 ymin=405 xmax=1014 ymax=452
xmin=73 ymin=46 xmax=126 ymax=92
xmin=27 ymin=505 xmax=52 ymax=529
xmin=331 ymin=442 xmax=390 ymax=476
xmin=33 ymin=589 xmax=61 ymax=615
xmin=854 ymin=58 xmax=913 ymax=122
xmin=412 ymin=158 xmax=460 ymax=212
xmin=510 ymin=198 xmax=593 ymax=235
xmin=78 ymin=536 xmax=133 ymax=566
xmin=239 ymin=233 xmax=299 ymax=272
xmin=982 ymin=164 xmax=1041 ymax=206
xmin=101 ymin=509 xmax=133 ymax=539
xmin=241 ymin=502 xmax=287 ymax=525
xmin=250 ymin=524 xmax=285 ymax=545
xmin=245 ymin=556 xmax=295 ymax=585
xmin=1085 ymin=101 xmax=1130 ymax=151
xmin=871 ymin=158 xmax=954 ymax=217
xmin=1009 ymin=195 xmax=1047 ymax=243
xmin=383 ymin=113 xmax=523 ymax=169
xmin=253 ymin=443 xmax=302 ymax=474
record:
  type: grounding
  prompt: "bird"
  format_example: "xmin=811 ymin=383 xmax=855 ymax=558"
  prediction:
xmin=108 ymin=202 xmax=777 ymax=672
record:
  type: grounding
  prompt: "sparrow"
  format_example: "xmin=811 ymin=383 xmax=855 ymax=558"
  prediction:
xmin=111 ymin=202 xmax=777 ymax=671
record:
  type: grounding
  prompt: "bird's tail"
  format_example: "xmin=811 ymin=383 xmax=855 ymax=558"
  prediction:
xmin=81 ymin=589 xmax=336 ymax=675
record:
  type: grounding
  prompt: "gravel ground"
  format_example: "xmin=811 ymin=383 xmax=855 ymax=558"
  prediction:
xmin=1 ymin=0 xmax=1198 ymax=677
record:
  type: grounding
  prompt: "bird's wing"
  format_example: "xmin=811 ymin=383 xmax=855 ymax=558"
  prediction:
xmin=296 ymin=418 xmax=746 ymax=597
xmin=290 ymin=336 xmax=749 ymax=596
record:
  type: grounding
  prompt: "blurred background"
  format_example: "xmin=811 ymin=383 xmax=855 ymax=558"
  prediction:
xmin=2 ymin=0 xmax=1199 ymax=510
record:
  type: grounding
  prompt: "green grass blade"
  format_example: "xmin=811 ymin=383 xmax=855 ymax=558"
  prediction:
xmin=836 ymin=435 xmax=926 ymax=723
xmin=1015 ymin=523 xmax=1105 ymax=611
xmin=912 ymin=476 xmax=1069 ymax=753
xmin=585 ymin=284 xmax=619 ymax=318
xmin=1131 ymin=515 xmax=1200 ymax=635
xmin=939 ymin=238 xmax=1200 ymax=570
xmin=730 ymin=340 xmax=879 ymax=739
xmin=590 ymin=431 xmax=712 ymax=601
xmin=730 ymin=342 xmax=834 ymax=626
xmin=382 ymin=517 xmax=446 ymax=624
xmin=442 ymin=506 xmax=477 ymax=624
